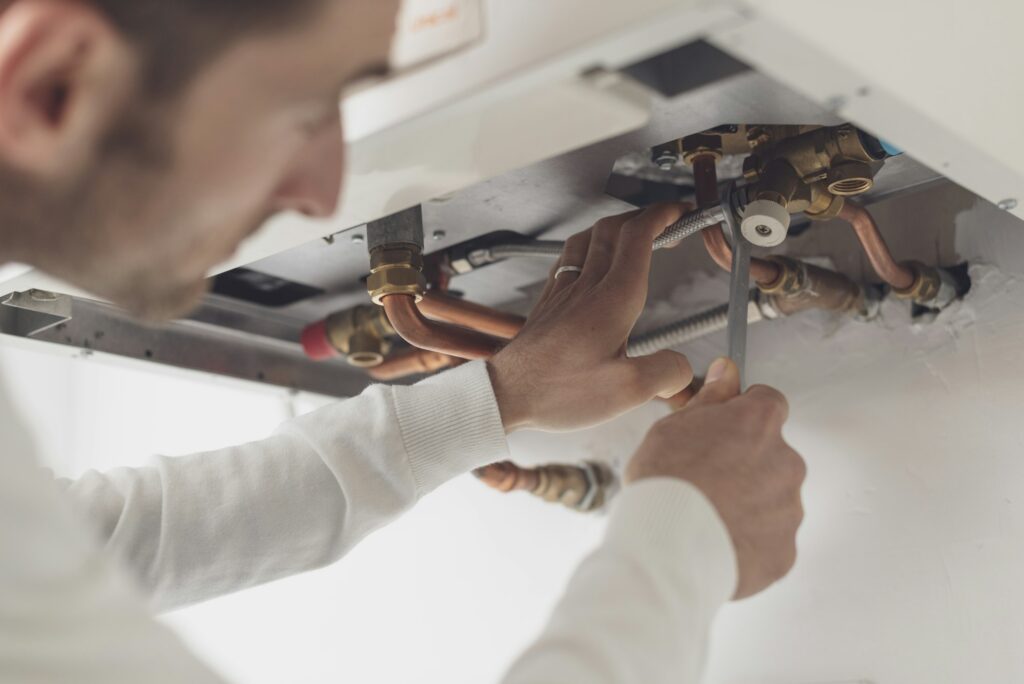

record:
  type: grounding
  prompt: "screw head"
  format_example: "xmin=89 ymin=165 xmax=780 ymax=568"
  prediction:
xmin=654 ymin=150 xmax=680 ymax=171
xmin=755 ymin=224 xmax=773 ymax=237
xmin=997 ymin=198 xmax=1018 ymax=211
xmin=432 ymin=230 xmax=447 ymax=241
xmin=350 ymin=234 xmax=365 ymax=243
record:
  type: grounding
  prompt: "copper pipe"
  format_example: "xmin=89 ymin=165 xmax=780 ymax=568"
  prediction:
xmin=382 ymin=294 xmax=505 ymax=360
xmin=837 ymin=202 xmax=915 ymax=291
xmin=474 ymin=462 xmax=541 ymax=493
xmin=474 ymin=461 xmax=614 ymax=512
xmin=419 ymin=291 xmax=525 ymax=340
xmin=368 ymin=348 xmax=462 ymax=381
xmin=691 ymin=153 xmax=782 ymax=286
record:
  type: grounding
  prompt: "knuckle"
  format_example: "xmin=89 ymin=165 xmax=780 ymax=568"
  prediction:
xmin=780 ymin=543 xmax=798 ymax=576
xmin=667 ymin=351 xmax=695 ymax=381
xmin=791 ymin=450 xmax=808 ymax=483
xmin=629 ymin=202 xmax=686 ymax=231
xmin=593 ymin=217 xmax=620 ymax=237
xmin=592 ymin=286 xmax=634 ymax=312
xmin=742 ymin=385 xmax=789 ymax=424
xmin=563 ymin=231 xmax=590 ymax=253
xmin=733 ymin=396 xmax=766 ymax=424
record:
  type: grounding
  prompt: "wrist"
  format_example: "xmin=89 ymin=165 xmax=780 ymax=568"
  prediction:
xmin=487 ymin=355 xmax=533 ymax=433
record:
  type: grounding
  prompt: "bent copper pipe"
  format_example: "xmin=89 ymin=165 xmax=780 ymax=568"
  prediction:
xmin=368 ymin=348 xmax=462 ymax=381
xmin=837 ymin=202 xmax=915 ymax=291
xmin=382 ymin=294 xmax=505 ymax=361
xmin=418 ymin=291 xmax=525 ymax=340
xmin=691 ymin=154 xmax=782 ymax=286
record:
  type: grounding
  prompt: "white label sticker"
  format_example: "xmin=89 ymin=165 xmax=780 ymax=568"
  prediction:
xmin=390 ymin=0 xmax=484 ymax=72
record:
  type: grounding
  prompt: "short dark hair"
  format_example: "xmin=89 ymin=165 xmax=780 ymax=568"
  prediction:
xmin=90 ymin=0 xmax=320 ymax=95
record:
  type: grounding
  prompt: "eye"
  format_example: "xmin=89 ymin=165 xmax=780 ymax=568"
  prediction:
xmin=298 ymin=106 xmax=338 ymax=137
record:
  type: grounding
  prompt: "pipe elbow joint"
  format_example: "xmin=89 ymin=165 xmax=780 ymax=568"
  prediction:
xmin=891 ymin=262 xmax=966 ymax=310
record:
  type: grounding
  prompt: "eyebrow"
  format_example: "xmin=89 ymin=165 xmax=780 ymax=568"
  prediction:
xmin=344 ymin=60 xmax=393 ymax=89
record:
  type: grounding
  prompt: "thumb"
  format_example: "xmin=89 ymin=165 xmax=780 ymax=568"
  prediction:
xmin=626 ymin=350 xmax=694 ymax=401
xmin=687 ymin=357 xmax=741 ymax=407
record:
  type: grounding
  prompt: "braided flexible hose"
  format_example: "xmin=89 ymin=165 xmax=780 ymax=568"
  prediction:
xmin=627 ymin=292 xmax=760 ymax=358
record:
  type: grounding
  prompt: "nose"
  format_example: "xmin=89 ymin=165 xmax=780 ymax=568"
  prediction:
xmin=271 ymin=113 xmax=344 ymax=219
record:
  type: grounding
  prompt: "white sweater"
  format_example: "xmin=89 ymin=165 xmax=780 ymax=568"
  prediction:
xmin=0 ymin=360 xmax=737 ymax=683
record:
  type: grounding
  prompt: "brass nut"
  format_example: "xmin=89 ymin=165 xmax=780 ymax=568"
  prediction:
xmin=758 ymin=256 xmax=803 ymax=296
xmin=891 ymin=261 xmax=942 ymax=303
xmin=367 ymin=244 xmax=426 ymax=305
xmin=681 ymin=133 xmax=724 ymax=164
xmin=682 ymin=147 xmax=723 ymax=164
xmin=367 ymin=265 xmax=426 ymax=304
xmin=369 ymin=245 xmax=423 ymax=271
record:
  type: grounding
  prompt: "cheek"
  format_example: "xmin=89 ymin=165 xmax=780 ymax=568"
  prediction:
xmin=175 ymin=106 xmax=305 ymax=233
xmin=159 ymin=145 xmax=300 ymax=267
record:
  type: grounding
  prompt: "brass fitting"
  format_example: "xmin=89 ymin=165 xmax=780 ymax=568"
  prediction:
xmin=745 ymin=124 xmax=886 ymax=221
xmin=758 ymin=256 xmax=867 ymax=317
xmin=679 ymin=132 xmax=724 ymax=164
xmin=366 ymin=244 xmax=427 ymax=305
xmin=473 ymin=461 xmax=615 ymax=513
xmin=322 ymin=305 xmax=395 ymax=367
xmin=804 ymin=182 xmax=846 ymax=221
xmin=890 ymin=261 xmax=943 ymax=304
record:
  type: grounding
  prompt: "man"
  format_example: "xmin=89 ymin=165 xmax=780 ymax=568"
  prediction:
xmin=0 ymin=1 xmax=805 ymax=682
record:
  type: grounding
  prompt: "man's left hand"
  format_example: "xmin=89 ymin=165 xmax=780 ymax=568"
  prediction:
xmin=488 ymin=203 xmax=695 ymax=433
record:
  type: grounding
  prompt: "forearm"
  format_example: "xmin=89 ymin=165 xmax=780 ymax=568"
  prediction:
xmin=60 ymin=361 xmax=509 ymax=611
xmin=503 ymin=479 xmax=737 ymax=684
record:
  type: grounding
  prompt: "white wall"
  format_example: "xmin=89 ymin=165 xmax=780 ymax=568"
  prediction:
xmin=4 ymin=187 xmax=1024 ymax=684
xmin=703 ymin=191 xmax=1024 ymax=684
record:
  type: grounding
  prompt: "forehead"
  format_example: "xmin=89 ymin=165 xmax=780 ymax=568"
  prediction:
xmin=290 ymin=0 xmax=399 ymax=84
xmin=210 ymin=0 xmax=399 ymax=98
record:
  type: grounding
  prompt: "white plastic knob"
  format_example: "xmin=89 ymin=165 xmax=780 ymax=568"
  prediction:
xmin=741 ymin=199 xmax=792 ymax=247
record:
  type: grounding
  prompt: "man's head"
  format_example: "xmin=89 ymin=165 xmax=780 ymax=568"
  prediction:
xmin=0 ymin=0 xmax=399 ymax=318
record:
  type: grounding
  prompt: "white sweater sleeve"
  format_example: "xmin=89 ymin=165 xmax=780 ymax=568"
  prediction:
xmin=59 ymin=361 xmax=510 ymax=611
xmin=503 ymin=478 xmax=739 ymax=684
xmin=1 ymin=374 xmax=228 ymax=683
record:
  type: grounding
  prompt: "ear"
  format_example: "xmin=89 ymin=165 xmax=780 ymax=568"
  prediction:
xmin=0 ymin=0 xmax=136 ymax=179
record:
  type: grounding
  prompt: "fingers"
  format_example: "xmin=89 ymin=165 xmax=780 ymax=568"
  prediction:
xmin=581 ymin=212 xmax=638 ymax=283
xmin=541 ymin=205 xmax=678 ymax=303
xmin=625 ymin=350 xmax=694 ymax=401
xmin=686 ymin=357 xmax=741 ymax=408
xmin=662 ymin=384 xmax=699 ymax=411
xmin=545 ymin=230 xmax=591 ymax=298
xmin=739 ymin=384 xmax=791 ymax=426
xmin=606 ymin=203 xmax=690 ymax=295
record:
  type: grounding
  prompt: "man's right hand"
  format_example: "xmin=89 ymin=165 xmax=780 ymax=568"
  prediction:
xmin=624 ymin=357 xmax=806 ymax=600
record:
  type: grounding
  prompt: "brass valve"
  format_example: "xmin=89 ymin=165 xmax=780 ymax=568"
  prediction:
xmin=742 ymin=124 xmax=889 ymax=222
xmin=320 ymin=305 xmax=396 ymax=367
